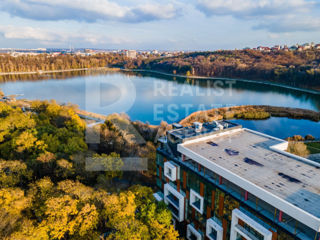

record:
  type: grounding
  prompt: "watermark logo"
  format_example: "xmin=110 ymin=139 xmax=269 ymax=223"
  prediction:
xmin=85 ymin=75 xmax=136 ymax=144
xmin=153 ymin=79 xmax=236 ymax=122
xmin=84 ymin=74 xmax=148 ymax=172
xmin=83 ymin=74 xmax=237 ymax=172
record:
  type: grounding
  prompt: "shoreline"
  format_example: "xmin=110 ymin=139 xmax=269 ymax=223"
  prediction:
xmin=10 ymin=100 xmax=320 ymax=138
xmin=1 ymin=66 xmax=319 ymax=95
xmin=124 ymin=69 xmax=320 ymax=95
xmin=0 ymin=67 xmax=120 ymax=76
xmin=179 ymin=105 xmax=320 ymax=126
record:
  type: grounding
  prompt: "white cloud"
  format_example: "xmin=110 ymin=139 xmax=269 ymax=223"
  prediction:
xmin=0 ymin=26 xmax=59 ymax=41
xmin=0 ymin=0 xmax=180 ymax=23
xmin=197 ymin=0 xmax=314 ymax=18
xmin=0 ymin=25 xmax=133 ymax=46
xmin=197 ymin=0 xmax=320 ymax=33
xmin=255 ymin=17 xmax=320 ymax=32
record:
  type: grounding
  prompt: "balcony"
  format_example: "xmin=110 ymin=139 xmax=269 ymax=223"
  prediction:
xmin=190 ymin=189 xmax=204 ymax=214
xmin=164 ymin=161 xmax=179 ymax=181
xmin=230 ymin=209 xmax=273 ymax=240
xmin=206 ymin=217 xmax=223 ymax=240
xmin=167 ymin=203 xmax=180 ymax=219
xmin=187 ymin=224 xmax=203 ymax=240
xmin=164 ymin=183 xmax=185 ymax=222
xmin=167 ymin=193 xmax=179 ymax=208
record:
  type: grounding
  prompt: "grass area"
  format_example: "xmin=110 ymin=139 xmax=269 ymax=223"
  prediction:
xmin=306 ymin=142 xmax=320 ymax=154
xmin=234 ymin=111 xmax=270 ymax=120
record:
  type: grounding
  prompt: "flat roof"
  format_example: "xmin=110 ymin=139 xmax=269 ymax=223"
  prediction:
xmin=178 ymin=128 xmax=320 ymax=231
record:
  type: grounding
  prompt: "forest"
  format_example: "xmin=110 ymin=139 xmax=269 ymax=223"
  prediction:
xmin=0 ymin=53 xmax=126 ymax=72
xmin=0 ymin=99 xmax=178 ymax=240
xmin=129 ymin=50 xmax=320 ymax=89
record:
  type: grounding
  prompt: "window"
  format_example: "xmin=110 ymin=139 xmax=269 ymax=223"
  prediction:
xmin=164 ymin=183 xmax=185 ymax=222
xmin=210 ymin=230 xmax=217 ymax=240
xmin=230 ymin=209 xmax=273 ymax=240
xmin=164 ymin=161 xmax=179 ymax=181
xmin=187 ymin=224 xmax=202 ymax=240
xmin=156 ymin=154 xmax=164 ymax=165
xmin=190 ymin=189 xmax=204 ymax=214
xmin=206 ymin=218 xmax=223 ymax=240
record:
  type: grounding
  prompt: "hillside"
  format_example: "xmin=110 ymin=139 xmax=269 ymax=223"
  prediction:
xmin=125 ymin=49 xmax=320 ymax=90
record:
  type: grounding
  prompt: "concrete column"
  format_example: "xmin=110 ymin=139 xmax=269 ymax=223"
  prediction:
xmin=230 ymin=211 xmax=238 ymax=240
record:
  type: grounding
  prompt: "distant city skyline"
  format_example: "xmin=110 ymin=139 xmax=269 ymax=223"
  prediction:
xmin=0 ymin=0 xmax=319 ymax=50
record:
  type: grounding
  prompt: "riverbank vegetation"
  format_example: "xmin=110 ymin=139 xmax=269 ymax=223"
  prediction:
xmin=179 ymin=105 xmax=320 ymax=126
xmin=0 ymin=54 xmax=126 ymax=73
xmin=0 ymin=100 xmax=178 ymax=240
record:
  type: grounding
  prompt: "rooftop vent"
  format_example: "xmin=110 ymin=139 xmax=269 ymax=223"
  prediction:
xmin=244 ymin=157 xmax=264 ymax=167
xmin=207 ymin=141 xmax=218 ymax=147
xmin=225 ymin=148 xmax=239 ymax=156
xmin=172 ymin=123 xmax=183 ymax=129
xmin=211 ymin=121 xmax=218 ymax=127
xmin=212 ymin=120 xmax=224 ymax=130
xmin=193 ymin=122 xmax=203 ymax=133
xmin=278 ymin=172 xmax=301 ymax=183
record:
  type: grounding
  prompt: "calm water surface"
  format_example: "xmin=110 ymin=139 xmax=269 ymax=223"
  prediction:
xmin=230 ymin=117 xmax=320 ymax=139
xmin=0 ymin=71 xmax=319 ymax=138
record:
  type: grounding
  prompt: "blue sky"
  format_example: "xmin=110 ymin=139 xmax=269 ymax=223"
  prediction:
xmin=0 ymin=0 xmax=319 ymax=50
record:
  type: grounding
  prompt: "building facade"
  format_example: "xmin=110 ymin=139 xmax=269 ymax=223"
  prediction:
xmin=154 ymin=121 xmax=320 ymax=240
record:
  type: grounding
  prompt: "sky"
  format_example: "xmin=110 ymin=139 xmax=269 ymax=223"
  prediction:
xmin=0 ymin=0 xmax=319 ymax=50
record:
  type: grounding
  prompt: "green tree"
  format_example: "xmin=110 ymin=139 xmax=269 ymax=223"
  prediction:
xmin=28 ymin=177 xmax=56 ymax=219
xmin=89 ymin=153 xmax=123 ymax=183
xmin=0 ymin=160 xmax=32 ymax=187
xmin=54 ymin=159 xmax=75 ymax=179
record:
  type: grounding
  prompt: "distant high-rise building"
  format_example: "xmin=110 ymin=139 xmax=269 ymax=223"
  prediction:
xmin=125 ymin=50 xmax=137 ymax=58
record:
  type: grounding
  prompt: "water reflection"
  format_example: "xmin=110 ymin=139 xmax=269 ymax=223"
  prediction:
xmin=0 ymin=70 xmax=319 ymax=125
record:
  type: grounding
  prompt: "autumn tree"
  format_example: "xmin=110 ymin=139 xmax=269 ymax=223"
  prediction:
xmin=0 ymin=160 xmax=32 ymax=187
xmin=287 ymin=141 xmax=310 ymax=157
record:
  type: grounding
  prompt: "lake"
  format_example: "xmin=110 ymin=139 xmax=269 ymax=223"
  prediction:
xmin=0 ymin=70 xmax=319 ymax=138
xmin=230 ymin=117 xmax=320 ymax=139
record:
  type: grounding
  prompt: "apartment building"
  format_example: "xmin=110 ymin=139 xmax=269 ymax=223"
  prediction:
xmin=124 ymin=50 xmax=137 ymax=58
xmin=154 ymin=121 xmax=320 ymax=240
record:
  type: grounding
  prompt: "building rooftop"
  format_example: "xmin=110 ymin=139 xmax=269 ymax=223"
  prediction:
xmin=178 ymin=128 xmax=320 ymax=231
xmin=168 ymin=120 xmax=240 ymax=141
